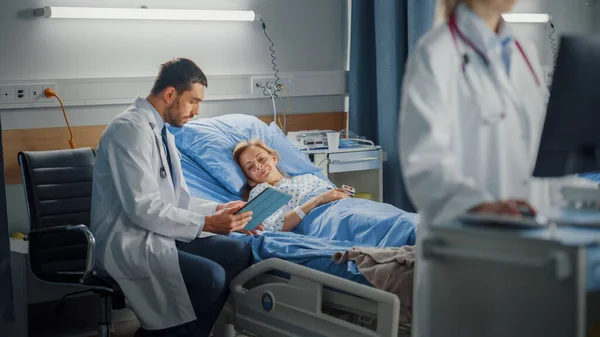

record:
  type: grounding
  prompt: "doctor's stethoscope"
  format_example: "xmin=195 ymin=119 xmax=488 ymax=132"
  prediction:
xmin=150 ymin=122 xmax=168 ymax=179
xmin=448 ymin=12 xmax=541 ymax=125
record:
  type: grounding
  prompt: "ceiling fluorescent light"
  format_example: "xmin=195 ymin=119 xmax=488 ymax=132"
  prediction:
xmin=33 ymin=6 xmax=256 ymax=21
xmin=502 ymin=13 xmax=550 ymax=23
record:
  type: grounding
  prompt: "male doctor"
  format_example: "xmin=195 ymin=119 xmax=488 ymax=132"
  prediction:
xmin=90 ymin=58 xmax=256 ymax=337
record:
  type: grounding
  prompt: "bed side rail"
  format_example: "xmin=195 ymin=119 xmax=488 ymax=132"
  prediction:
xmin=230 ymin=258 xmax=400 ymax=337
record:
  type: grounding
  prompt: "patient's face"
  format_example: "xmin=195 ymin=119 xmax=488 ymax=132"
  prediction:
xmin=239 ymin=146 xmax=280 ymax=185
xmin=165 ymin=83 xmax=205 ymax=127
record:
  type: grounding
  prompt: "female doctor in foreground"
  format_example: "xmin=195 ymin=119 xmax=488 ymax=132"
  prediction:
xmin=399 ymin=0 xmax=594 ymax=336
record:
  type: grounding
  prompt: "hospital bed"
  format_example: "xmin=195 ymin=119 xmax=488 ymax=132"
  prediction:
xmin=169 ymin=114 xmax=414 ymax=336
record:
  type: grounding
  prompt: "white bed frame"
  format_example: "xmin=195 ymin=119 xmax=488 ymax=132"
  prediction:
xmin=214 ymin=258 xmax=401 ymax=337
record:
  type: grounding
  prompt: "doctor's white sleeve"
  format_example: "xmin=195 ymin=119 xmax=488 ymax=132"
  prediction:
xmin=104 ymin=122 xmax=205 ymax=242
xmin=398 ymin=47 xmax=495 ymax=225
xmin=188 ymin=198 xmax=219 ymax=215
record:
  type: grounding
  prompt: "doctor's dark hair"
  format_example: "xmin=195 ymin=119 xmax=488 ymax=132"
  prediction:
xmin=150 ymin=58 xmax=208 ymax=96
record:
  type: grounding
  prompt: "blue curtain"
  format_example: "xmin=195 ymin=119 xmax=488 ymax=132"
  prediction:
xmin=349 ymin=0 xmax=436 ymax=211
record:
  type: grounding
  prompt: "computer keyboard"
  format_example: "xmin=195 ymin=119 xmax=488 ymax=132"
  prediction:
xmin=457 ymin=213 xmax=547 ymax=229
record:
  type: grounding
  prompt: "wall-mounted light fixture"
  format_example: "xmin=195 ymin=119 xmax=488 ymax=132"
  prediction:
xmin=502 ymin=13 xmax=551 ymax=23
xmin=33 ymin=6 xmax=256 ymax=21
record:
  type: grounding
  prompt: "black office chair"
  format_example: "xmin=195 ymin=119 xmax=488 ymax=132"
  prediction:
xmin=18 ymin=147 xmax=126 ymax=337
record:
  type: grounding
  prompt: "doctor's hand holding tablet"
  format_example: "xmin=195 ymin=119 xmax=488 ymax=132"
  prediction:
xmin=203 ymin=200 xmax=264 ymax=235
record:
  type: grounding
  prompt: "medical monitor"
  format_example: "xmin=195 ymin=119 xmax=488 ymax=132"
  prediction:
xmin=533 ymin=35 xmax=600 ymax=177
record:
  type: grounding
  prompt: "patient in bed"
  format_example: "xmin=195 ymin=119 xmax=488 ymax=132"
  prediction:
xmin=234 ymin=139 xmax=350 ymax=232
xmin=233 ymin=139 xmax=417 ymax=247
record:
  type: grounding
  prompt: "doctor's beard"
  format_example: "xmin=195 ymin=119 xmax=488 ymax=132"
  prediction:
xmin=164 ymin=98 xmax=187 ymax=128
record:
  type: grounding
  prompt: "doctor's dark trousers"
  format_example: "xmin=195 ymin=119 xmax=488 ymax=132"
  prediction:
xmin=140 ymin=235 xmax=252 ymax=337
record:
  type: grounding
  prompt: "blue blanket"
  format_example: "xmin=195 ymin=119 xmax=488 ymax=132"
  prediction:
xmin=229 ymin=198 xmax=418 ymax=283
xmin=293 ymin=197 xmax=418 ymax=247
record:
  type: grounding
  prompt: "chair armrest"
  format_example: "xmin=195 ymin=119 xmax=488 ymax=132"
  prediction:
xmin=26 ymin=224 xmax=96 ymax=284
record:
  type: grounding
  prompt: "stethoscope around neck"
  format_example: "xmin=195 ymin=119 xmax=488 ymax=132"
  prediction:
xmin=150 ymin=122 xmax=168 ymax=179
xmin=447 ymin=12 xmax=541 ymax=125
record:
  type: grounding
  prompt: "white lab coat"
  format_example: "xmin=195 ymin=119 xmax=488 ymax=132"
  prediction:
xmin=398 ymin=5 xmax=595 ymax=337
xmin=90 ymin=97 xmax=219 ymax=330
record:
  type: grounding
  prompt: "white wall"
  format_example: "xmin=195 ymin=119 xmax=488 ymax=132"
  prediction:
xmin=1 ymin=0 xmax=345 ymax=79
xmin=0 ymin=0 xmax=347 ymax=233
xmin=510 ymin=0 xmax=600 ymax=72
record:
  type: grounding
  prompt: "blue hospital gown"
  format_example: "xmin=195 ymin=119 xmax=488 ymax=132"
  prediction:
xmin=248 ymin=174 xmax=333 ymax=232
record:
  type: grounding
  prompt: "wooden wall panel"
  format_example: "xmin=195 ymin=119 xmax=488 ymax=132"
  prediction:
xmin=3 ymin=112 xmax=347 ymax=184
xmin=3 ymin=126 xmax=107 ymax=184
xmin=258 ymin=111 xmax=347 ymax=133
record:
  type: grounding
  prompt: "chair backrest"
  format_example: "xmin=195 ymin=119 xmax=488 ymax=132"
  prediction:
xmin=18 ymin=148 xmax=96 ymax=230
xmin=18 ymin=148 xmax=96 ymax=282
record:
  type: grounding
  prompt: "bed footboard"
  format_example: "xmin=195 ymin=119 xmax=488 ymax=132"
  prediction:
xmin=229 ymin=258 xmax=400 ymax=337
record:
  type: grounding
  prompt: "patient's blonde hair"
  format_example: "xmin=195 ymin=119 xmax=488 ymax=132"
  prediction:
xmin=233 ymin=139 xmax=288 ymax=200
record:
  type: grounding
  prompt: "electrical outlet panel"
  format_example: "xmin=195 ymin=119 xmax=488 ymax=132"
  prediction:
xmin=30 ymin=86 xmax=44 ymax=101
xmin=251 ymin=77 xmax=294 ymax=96
xmin=0 ymin=83 xmax=55 ymax=103
xmin=542 ymin=65 xmax=554 ymax=86
xmin=0 ymin=87 xmax=14 ymax=101
xmin=15 ymin=87 xmax=29 ymax=101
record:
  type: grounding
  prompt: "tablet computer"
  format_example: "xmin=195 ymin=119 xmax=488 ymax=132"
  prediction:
xmin=236 ymin=187 xmax=292 ymax=230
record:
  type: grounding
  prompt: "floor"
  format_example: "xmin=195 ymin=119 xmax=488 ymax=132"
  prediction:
xmin=89 ymin=320 xmax=140 ymax=337
xmin=28 ymin=298 xmax=248 ymax=337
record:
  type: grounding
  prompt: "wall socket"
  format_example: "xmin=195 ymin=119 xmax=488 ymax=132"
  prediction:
xmin=542 ymin=65 xmax=554 ymax=86
xmin=0 ymin=84 xmax=55 ymax=103
xmin=15 ymin=87 xmax=29 ymax=101
xmin=251 ymin=77 xmax=294 ymax=96
xmin=0 ymin=87 xmax=14 ymax=101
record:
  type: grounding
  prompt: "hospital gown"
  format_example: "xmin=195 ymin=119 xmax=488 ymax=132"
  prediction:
xmin=248 ymin=174 xmax=333 ymax=232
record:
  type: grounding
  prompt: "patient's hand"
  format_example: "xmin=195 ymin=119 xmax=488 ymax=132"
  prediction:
xmin=316 ymin=188 xmax=350 ymax=206
xmin=216 ymin=200 xmax=246 ymax=213
xmin=240 ymin=224 xmax=264 ymax=236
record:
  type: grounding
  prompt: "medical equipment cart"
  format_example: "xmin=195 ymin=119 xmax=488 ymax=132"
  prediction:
xmin=422 ymin=218 xmax=600 ymax=337
xmin=304 ymin=146 xmax=384 ymax=202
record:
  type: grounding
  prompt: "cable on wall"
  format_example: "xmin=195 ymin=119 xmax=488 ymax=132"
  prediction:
xmin=44 ymin=88 xmax=76 ymax=149
xmin=548 ymin=20 xmax=558 ymax=67
xmin=260 ymin=18 xmax=282 ymax=96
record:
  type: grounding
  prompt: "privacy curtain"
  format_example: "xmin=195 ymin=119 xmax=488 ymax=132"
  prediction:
xmin=348 ymin=0 xmax=436 ymax=211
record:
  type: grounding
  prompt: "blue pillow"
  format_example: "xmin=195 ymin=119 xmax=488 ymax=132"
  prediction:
xmin=180 ymin=152 xmax=241 ymax=203
xmin=170 ymin=114 xmax=327 ymax=195
xmin=579 ymin=172 xmax=600 ymax=185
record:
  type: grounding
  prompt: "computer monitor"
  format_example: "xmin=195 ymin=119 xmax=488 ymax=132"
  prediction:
xmin=533 ymin=35 xmax=600 ymax=178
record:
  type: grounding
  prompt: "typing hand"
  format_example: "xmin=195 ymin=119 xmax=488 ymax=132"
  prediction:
xmin=204 ymin=204 xmax=252 ymax=234
xmin=216 ymin=200 xmax=246 ymax=213
xmin=240 ymin=224 xmax=264 ymax=236
xmin=470 ymin=200 xmax=536 ymax=218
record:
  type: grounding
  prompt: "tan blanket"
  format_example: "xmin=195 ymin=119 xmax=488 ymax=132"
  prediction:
xmin=332 ymin=246 xmax=415 ymax=334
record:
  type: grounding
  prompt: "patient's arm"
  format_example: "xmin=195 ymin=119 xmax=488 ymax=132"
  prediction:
xmin=279 ymin=197 xmax=320 ymax=231
xmin=249 ymin=183 xmax=348 ymax=232
xmin=279 ymin=188 xmax=349 ymax=231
